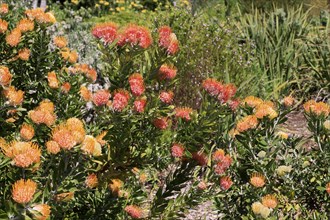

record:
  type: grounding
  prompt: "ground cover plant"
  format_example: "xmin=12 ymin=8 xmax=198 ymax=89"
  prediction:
xmin=0 ymin=0 xmax=329 ymax=219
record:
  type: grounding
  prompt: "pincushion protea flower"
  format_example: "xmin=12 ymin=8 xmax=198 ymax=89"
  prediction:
xmin=202 ymin=78 xmax=223 ymax=97
xmin=25 ymin=8 xmax=56 ymax=24
xmin=55 ymin=192 xmax=74 ymax=202
xmin=0 ymin=19 xmax=8 ymax=33
xmin=303 ymin=100 xmax=329 ymax=117
xmin=47 ymin=71 xmax=59 ymax=89
xmin=29 ymin=100 xmax=57 ymax=126
xmin=153 ymin=117 xmax=170 ymax=130
xmin=252 ymin=201 xmax=271 ymax=219
xmin=192 ymin=152 xmax=208 ymax=166
xmin=80 ymin=86 xmax=92 ymax=101
xmin=220 ymin=176 xmax=233 ymax=190
xmin=85 ymin=173 xmax=98 ymax=188
xmin=46 ymin=140 xmax=60 ymax=154
xmin=250 ymin=173 xmax=266 ymax=188
xmin=129 ymin=73 xmax=145 ymax=96
xmin=218 ymin=84 xmax=237 ymax=103
xmin=262 ymin=194 xmax=277 ymax=208
xmin=109 ymin=179 xmax=123 ymax=196
xmin=134 ymin=97 xmax=147 ymax=113
xmin=6 ymin=28 xmax=21 ymax=47
xmin=198 ymin=181 xmax=207 ymax=190
xmin=158 ymin=64 xmax=177 ymax=80
xmin=175 ymin=107 xmax=193 ymax=121
xmin=93 ymin=89 xmax=111 ymax=106
xmin=20 ymin=123 xmax=35 ymax=141
xmin=125 ymin=205 xmax=143 ymax=219
xmin=61 ymin=48 xmax=78 ymax=64
xmin=81 ymin=135 xmax=102 ymax=156
xmin=160 ymin=91 xmax=174 ymax=104
xmin=0 ymin=3 xmax=8 ymax=14
xmin=158 ymin=26 xmax=179 ymax=54
xmin=2 ymin=141 xmax=41 ymax=168
xmin=242 ymin=96 xmax=263 ymax=108
xmin=53 ymin=36 xmax=68 ymax=48
xmin=31 ymin=204 xmax=51 ymax=220
xmin=214 ymin=154 xmax=232 ymax=175
xmin=61 ymin=82 xmax=71 ymax=93
xmin=18 ymin=48 xmax=30 ymax=61
xmin=71 ymin=64 xmax=97 ymax=82
xmin=112 ymin=89 xmax=130 ymax=111
xmin=236 ymin=115 xmax=258 ymax=133
xmin=117 ymin=24 xmax=152 ymax=49
xmin=52 ymin=125 xmax=77 ymax=150
xmin=92 ymin=22 xmax=118 ymax=44
xmin=3 ymin=86 xmax=24 ymax=106
xmin=171 ymin=143 xmax=185 ymax=157
xmin=96 ymin=131 xmax=108 ymax=146
xmin=12 ymin=179 xmax=37 ymax=204
xmin=0 ymin=66 xmax=12 ymax=86
xmin=212 ymin=149 xmax=225 ymax=162
xmin=17 ymin=18 xmax=34 ymax=33
xmin=282 ymin=96 xmax=295 ymax=107
xmin=254 ymin=103 xmax=278 ymax=120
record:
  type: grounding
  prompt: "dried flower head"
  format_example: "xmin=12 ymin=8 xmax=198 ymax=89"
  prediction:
xmin=12 ymin=179 xmax=37 ymax=204
xmin=250 ymin=173 xmax=266 ymax=188
xmin=262 ymin=194 xmax=277 ymax=208
xmin=20 ymin=124 xmax=35 ymax=141
xmin=85 ymin=173 xmax=98 ymax=188
xmin=171 ymin=143 xmax=185 ymax=158
xmin=31 ymin=204 xmax=51 ymax=220
xmin=124 ymin=205 xmax=143 ymax=219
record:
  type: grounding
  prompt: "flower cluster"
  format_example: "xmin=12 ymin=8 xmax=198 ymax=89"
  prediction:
xmin=303 ymin=100 xmax=329 ymax=117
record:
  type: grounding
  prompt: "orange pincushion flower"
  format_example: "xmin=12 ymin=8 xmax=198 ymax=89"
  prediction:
xmin=129 ymin=73 xmax=145 ymax=96
xmin=46 ymin=140 xmax=60 ymax=154
xmin=93 ymin=89 xmax=111 ymax=106
xmin=80 ymin=86 xmax=92 ymax=101
xmin=20 ymin=124 xmax=35 ymax=141
xmin=303 ymin=100 xmax=329 ymax=117
xmin=109 ymin=179 xmax=123 ymax=196
xmin=242 ymin=96 xmax=263 ymax=108
xmin=218 ymin=83 xmax=237 ymax=103
xmin=160 ymin=91 xmax=174 ymax=104
xmin=25 ymin=8 xmax=43 ymax=20
xmin=0 ymin=3 xmax=8 ymax=14
xmin=262 ymin=194 xmax=278 ymax=208
xmin=17 ymin=18 xmax=34 ymax=32
xmin=125 ymin=205 xmax=143 ymax=219
xmin=220 ymin=176 xmax=233 ymax=190
xmin=158 ymin=64 xmax=177 ymax=80
xmin=52 ymin=125 xmax=76 ymax=150
xmin=133 ymin=97 xmax=147 ymax=113
xmin=282 ymin=96 xmax=295 ymax=107
xmin=92 ymin=22 xmax=118 ymax=44
xmin=250 ymin=173 xmax=266 ymax=188
xmin=55 ymin=192 xmax=74 ymax=202
xmin=47 ymin=71 xmax=59 ymax=89
xmin=71 ymin=64 xmax=97 ymax=82
xmin=18 ymin=48 xmax=30 ymax=61
xmin=85 ymin=173 xmax=98 ymax=188
xmin=112 ymin=89 xmax=130 ymax=111
xmin=214 ymin=154 xmax=232 ymax=175
xmin=25 ymin=9 xmax=56 ymax=24
xmin=0 ymin=66 xmax=12 ymax=86
xmin=153 ymin=117 xmax=170 ymax=130
xmin=29 ymin=109 xmax=56 ymax=126
xmin=0 ymin=19 xmax=8 ymax=33
xmin=4 ymin=86 xmax=24 ymax=106
xmin=117 ymin=24 xmax=152 ymax=49
xmin=236 ymin=115 xmax=258 ymax=133
xmin=254 ymin=104 xmax=278 ymax=120
xmin=53 ymin=36 xmax=68 ymax=48
xmin=66 ymin=118 xmax=85 ymax=144
xmin=175 ymin=107 xmax=193 ymax=121
xmin=171 ymin=143 xmax=185 ymax=158
xmin=39 ymin=100 xmax=55 ymax=112
xmin=61 ymin=48 xmax=78 ymax=63
xmin=81 ymin=135 xmax=102 ymax=156
xmin=31 ymin=204 xmax=51 ymax=220
xmin=2 ymin=141 xmax=41 ymax=168
xmin=96 ymin=131 xmax=108 ymax=146
xmin=326 ymin=182 xmax=330 ymax=194
xmin=61 ymin=82 xmax=71 ymax=93
xmin=6 ymin=28 xmax=21 ymax=47
xmin=213 ymin=149 xmax=225 ymax=162
xmin=12 ymin=179 xmax=37 ymax=204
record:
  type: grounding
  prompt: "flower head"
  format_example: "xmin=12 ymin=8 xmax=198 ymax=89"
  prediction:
xmin=129 ymin=73 xmax=145 ymax=96
xmin=282 ymin=96 xmax=295 ymax=107
xmin=53 ymin=36 xmax=68 ymax=48
xmin=134 ymin=97 xmax=147 ymax=113
xmin=125 ymin=205 xmax=143 ymax=219
xmin=0 ymin=19 xmax=8 ymax=33
xmin=52 ymin=124 xmax=76 ymax=150
xmin=92 ymin=22 xmax=118 ymax=44
xmin=158 ymin=64 xmax=177 ymax=80
xmin=18 ymin=48 xmax=30 ymax=61
xmin=250 ymin=173 xmax=266 ymax=188
xmin=85 ymin=173 xmax=98 ymax=188
xmin=242 ymin=96 xmax=263 ymax=108
xmin=236 ymin=115 xmax=258 ymax=133
xmin=6 ymin=28 xmax=21 ymax=47
xmin=109 ymin=179 xmax=123 ymax=196
xmin=12 ymin=179 xmax=37 ymax=204
xmin=192 ymin=152 xmax=208 ymax=166
xmin=254 ymin=103 xmax=278 ymax=120
xmin=0 ymin=66 xmax=12 ymax=86
xmin=112 ymin=89 xmax=130 ymax=111
xmin=55 ymin=192 xmax=74 ymax=202
xmin=17 ymin=18 xmax=34 ymax=32
xmin=117 ymin=24 xmax=152 ymax=49
xmin=81 ymin=135 xmax=102 ymax=156
xmin=20 ymin=124 xmax=35 ymax=141
xmin=61 ymin=82 xmax=71 ymax=93
xmin=153 ymin=117 xmax=170 ymax=130
xmin=4 ymin=86 xmax=24 ymax=106
xmin=0 ymin=3 xmax=8 ymax=14
xmin=160 ymin=91 xmax=174 ymax=104
xmin=47 ymin=71 xmax=59 ymax=89
xmin=303 ymin=100 xmax=329 ymax=117
xmin=202 ymin=78 xmax=223 ymax=97
xmin=92 ymin=90 xmax=111 ymax=106
xmin=171 ymin=143 xmax=185 ymax=157
xmin=220 ymin=176 xmax=233 ymax=190
xmin=46 ymin=140 xmax=60 ymax=154
xmin=31 ymin=204 xmax=51 ymax=220
xmin=175 ymin=107 xmax=193 ymax=121
xmin=326 ymin=182 xmax=330 ymax=194
xmin=80 ymin=86 xmax=92 ymax=101
xmin=262 ymin=194 xmax=277 ymax=208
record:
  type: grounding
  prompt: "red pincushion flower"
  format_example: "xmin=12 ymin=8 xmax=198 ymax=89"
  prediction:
xmin=171 ymin=143 xmax=185 ymax=157
xmin=158 ymin=64 xmax=177 ymax=80
xmin=117 ymin=24 xmax=152 ymax=49
xmin=159 ymin=26 xmax=172 ymax=48
xmin=228 ymin=98 xmax=240 ymax=111
xmin=153 ymin=117 xmax=170 ymax=130
xmin=92 ymin=90 xmax=111 ymax=106
xmin=192 ymin=152 xmax=208 ymax=166
xmin=92 ymin=22 xmax=118 ymax=44
xmin=220 ymin=176 xmax=233 ymax=190
xmin=167 ymin=33 xmax=179 ymax=55
xmin=124 ymin=205 xmax=143 ymax=219
xmin=218 ymin=84 xmax=237 ymax=103
xmin=112 ymin=89 xmax=130 ymax=111
xmin=202 ymin=78 xmax=223 ymax=97
xmin=160 ymin=91 xmax=174 ymax=104
xmin=134 ymin=97 xmax=147 ymax=113
xmin=175 ymin=107 xmax=193 ymax=121
xmin=129 ymin=73 xmax=145 ymax=96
